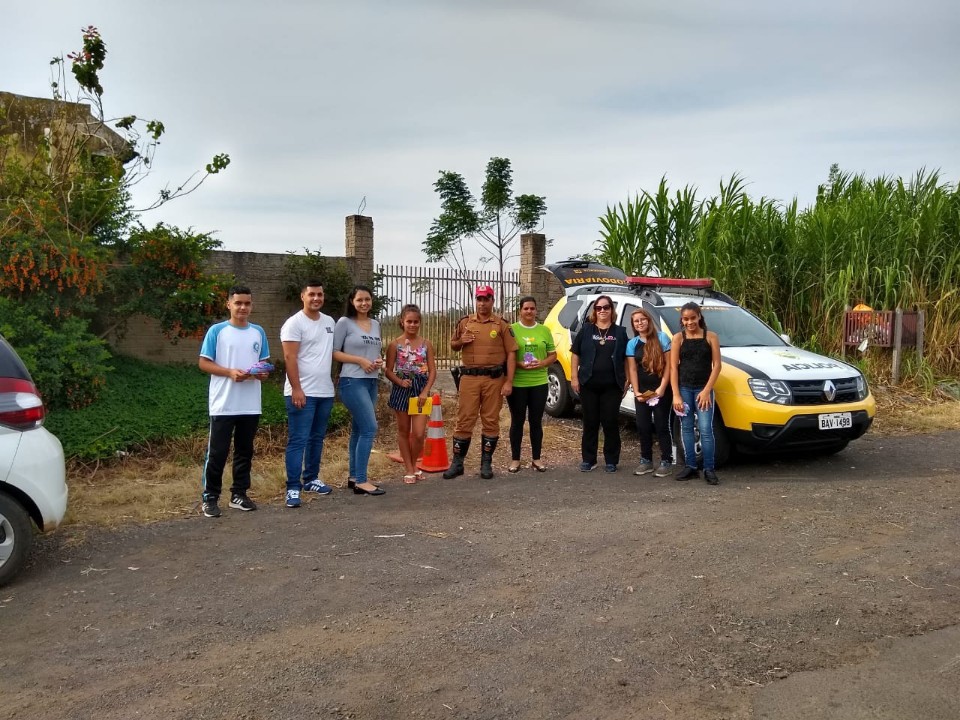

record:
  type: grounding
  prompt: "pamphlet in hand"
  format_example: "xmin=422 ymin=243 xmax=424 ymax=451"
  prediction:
xmin=246 ymin=360 xmax=274 ymax=375
xmin=408 ymin=396 xmax=433 ymax=415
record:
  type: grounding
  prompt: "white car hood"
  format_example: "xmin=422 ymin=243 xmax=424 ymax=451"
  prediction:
xmin=721 ymin=346 xmax=860 ymax=381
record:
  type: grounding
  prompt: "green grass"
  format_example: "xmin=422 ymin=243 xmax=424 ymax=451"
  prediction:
xmin=44 ymin=354 xmax=346 ymax=461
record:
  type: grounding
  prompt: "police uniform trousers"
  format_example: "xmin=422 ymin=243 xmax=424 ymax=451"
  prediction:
xmin=454 ymin=374 xmax=504 ymax=438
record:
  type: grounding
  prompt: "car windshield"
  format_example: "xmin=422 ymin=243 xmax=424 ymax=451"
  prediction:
xmin=657 ymin=306 xmax=787 ymax=348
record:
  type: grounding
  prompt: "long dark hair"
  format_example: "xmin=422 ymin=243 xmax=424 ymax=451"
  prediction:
xmin=345 ymin=285 xmax=374 ymax=319
xmin=679 ymin=301 xmax=707 ymax=333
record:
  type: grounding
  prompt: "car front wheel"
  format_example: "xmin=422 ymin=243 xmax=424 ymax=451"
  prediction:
xmin=0 ymin=493 xmax=34 ymax=586
xmin=545 ymin=364 xmax=574 ymax=417
xmin=671 ymin=409 xmax=731 ymax=469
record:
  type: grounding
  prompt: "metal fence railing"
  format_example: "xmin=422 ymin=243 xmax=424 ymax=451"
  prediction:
xmin=378 ymin=264 xmax=521 ymax=368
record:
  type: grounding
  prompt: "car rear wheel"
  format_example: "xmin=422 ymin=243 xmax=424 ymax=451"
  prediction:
xmin=545 ymin=364 xmax=574 ymax=418
xmin=0 ymin=493 xmax=34 ymax=586
xmin=671 ymin=409 xmax=731 ymax=469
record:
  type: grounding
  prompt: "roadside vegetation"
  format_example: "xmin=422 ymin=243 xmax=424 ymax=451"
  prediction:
xmin=1 ymin=27 xmax=230 ymax=410
xmin=595 ymin=167 xmax=960 ymax=388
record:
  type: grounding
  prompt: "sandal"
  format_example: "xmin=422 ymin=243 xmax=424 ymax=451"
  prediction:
xmin=531 ymin=461 xmax=548 ymax=472
xmin=415 ymin=470 xmax=424 ymax=481
xmin=403 ymin=474 xmax=417 ymax=484
xmin=508 ymin=462 xmax=521 ymax=474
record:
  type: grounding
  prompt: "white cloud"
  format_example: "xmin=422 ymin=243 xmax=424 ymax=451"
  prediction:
xmin=3 ymin=0 xmax=958 ymax=267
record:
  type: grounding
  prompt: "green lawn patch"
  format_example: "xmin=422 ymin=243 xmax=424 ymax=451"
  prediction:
xmin=44 ymin=355 xmax=346 ymax=460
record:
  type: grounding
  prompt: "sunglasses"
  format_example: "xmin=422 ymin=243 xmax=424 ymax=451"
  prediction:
xmin=594 ymin=305 xmax=612 ymax=311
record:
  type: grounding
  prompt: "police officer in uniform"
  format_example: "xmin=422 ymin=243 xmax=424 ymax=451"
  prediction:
xmin=444 ymin=285 xmax=518 ymax=479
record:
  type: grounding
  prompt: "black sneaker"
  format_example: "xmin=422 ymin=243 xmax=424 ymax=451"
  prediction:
xmin=202 ymin=499 xmax=221 ymax=518
xmin=675 ymin=467 xmax=700 ymax=481
xmin=229 ymin=494 xmax=257 ymax=511
xmin=704 ymin=470 xmax=720 ymax=485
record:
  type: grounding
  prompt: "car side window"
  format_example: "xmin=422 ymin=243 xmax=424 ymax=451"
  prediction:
xmin=559 ymin=298 xmax=584 ymax=335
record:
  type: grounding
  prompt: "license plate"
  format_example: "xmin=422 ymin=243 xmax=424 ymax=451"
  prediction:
xmin=819 ymin=412 xmax=852 ymax=430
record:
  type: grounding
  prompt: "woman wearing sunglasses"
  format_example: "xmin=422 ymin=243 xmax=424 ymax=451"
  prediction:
xmin=570 ymin=296 xmax=629 ymax=472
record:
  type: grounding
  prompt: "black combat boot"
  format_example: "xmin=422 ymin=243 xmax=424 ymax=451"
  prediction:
xmin=443 ymin=437 xmax=471 ymax=479
xmin=480 ymin=435 xmax=499 ymax=479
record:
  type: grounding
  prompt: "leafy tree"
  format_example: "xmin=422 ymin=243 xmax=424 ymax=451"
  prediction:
xmin=423 ymin=157 xmax=546 ymax=309
xmin=0 ymin=26 xmax=231 ymax=407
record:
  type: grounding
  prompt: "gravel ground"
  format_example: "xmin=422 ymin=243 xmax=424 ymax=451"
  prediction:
xmin=2 ymin=425 xmax=959 ymax=720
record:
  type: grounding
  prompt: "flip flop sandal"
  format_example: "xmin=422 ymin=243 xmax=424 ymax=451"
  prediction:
xmin=507 ymin=463 xmax=522 ymax=473
xmin=403 ymin=474 xmax=418 ymax=484
xmin=531 ymin=461 xmax=548 ymax=472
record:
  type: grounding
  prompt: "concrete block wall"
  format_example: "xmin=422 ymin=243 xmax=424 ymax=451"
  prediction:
xmin=111 ymin=250 xmax=345 ymax=363
xmin=110 ymin=219 xmax=569 ymax=364
xmin=110 ymin=214 xmax=375 ymax=363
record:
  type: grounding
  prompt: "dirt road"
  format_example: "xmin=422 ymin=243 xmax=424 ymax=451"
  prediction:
xmin=3 ymin=428 xmax=959 ymax=720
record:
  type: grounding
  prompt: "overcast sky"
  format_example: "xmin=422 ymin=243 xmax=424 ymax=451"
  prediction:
xmin=4 ymin=1 xmax=958 ymax=267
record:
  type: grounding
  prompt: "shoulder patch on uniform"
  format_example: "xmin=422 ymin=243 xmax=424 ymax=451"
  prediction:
xmin=507 ymin=327 xmax=515 ymax=337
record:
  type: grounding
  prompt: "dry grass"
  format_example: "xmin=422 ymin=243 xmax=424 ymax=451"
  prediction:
xmin=65 ymin=395 xmax=412 ymax=530
xmin=869 ymin=385 xmax=960 ymax=435
xmin=60 ymin=392 xmax=959 ymax=530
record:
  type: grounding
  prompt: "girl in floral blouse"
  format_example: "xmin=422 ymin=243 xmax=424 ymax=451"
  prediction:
xmin=385 ymin=304 xmax=437 ymax=483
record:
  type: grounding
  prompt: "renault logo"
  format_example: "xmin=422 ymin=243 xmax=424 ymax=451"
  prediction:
xmin=822 ymin=380 xmax=837 ymax=402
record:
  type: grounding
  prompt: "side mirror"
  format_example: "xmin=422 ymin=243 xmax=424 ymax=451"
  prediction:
xmin=780 ymin=333 xmax=791 ymax=345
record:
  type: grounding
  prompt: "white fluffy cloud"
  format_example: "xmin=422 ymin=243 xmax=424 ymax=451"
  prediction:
xmin=4 ymin=0 xmax=958 ymax=264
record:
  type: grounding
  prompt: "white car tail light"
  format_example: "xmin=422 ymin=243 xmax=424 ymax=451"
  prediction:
xmin=0 ymin=378 xmax=45 ymax=430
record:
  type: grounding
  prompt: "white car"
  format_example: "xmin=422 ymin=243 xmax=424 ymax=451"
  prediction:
xmin=0 ymin=335 xmax=68 ymax=585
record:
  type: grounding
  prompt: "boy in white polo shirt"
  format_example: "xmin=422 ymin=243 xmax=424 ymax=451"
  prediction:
xmin=198 ymin=286 xmax=270 ymax=518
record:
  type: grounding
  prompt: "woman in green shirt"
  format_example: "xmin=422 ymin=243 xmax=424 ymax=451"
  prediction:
xmin=507 ymin=297 xmax=557 ymax=472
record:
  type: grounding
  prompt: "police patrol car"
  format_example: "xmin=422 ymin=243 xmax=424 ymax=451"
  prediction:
xmin=542 ymin=260 xmax=875 ymax=465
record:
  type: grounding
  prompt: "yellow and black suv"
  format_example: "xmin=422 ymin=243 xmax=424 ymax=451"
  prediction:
xmin=542 ymin=260 xmax=875 ymax=465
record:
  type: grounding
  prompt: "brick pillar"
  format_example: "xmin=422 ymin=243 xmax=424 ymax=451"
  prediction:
xmin=345 ymin=215 xmax=374 ymax=285
xmin=520 ymin=233 xmax=563 ymax=314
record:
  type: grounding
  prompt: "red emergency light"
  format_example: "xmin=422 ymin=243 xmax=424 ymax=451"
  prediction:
xmin=626 ymin=276 xmax=714 ymax=289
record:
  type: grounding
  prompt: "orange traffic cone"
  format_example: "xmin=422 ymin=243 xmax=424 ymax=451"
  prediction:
xmin=418 ymin=393 xmax=450 ymax=473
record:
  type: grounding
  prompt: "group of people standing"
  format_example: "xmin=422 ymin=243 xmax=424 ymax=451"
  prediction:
xmin=194 ymin=281 xmax=721 ymax=519
xmin=571 ymin=296 xmax=722 ymax=484
xmin=196 ymin=279 xmax=436 ymax=517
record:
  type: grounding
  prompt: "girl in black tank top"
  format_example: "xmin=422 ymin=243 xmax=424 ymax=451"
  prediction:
xmin=669 ymin=302 xmax=722 ymax=484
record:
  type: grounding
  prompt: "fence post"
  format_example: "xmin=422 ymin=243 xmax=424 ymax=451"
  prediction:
xmin=520 ymin=233 xmax=563 ymax=315
xmin=345 ymin=215 xmax=374 ymax=285
xmin=892 ymin=308 xmax=904 ymax=384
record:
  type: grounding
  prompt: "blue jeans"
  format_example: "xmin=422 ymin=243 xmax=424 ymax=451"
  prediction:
xmin=285 ymin=395 xmax=335 ymax=490
xmin=679 ymin=386 xmax=716 ymax=471
xmin=338 ymin=377 xmax=379 ymax=482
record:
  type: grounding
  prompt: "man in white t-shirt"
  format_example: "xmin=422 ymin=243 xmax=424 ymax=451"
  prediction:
xmin=198 ymin=286 xmax=271 ymax=518
xmin=281 ymin=279 xmax=337 ymax=508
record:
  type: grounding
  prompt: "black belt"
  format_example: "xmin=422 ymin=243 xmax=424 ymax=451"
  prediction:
xmin=459 ymin=365 xmax=505 ymax=378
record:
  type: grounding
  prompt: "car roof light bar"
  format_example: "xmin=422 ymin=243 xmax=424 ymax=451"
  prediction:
xmin=626 ymin=277 xmax=714 ymax=289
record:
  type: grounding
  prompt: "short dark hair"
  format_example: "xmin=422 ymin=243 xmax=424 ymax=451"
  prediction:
xmin=518 ymin=296 xmax=537 ymax=311
xmin=301 ymin=278 xmax=324 ymax=291
xmin=228 ymin=285 xmax=252 ymax=299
